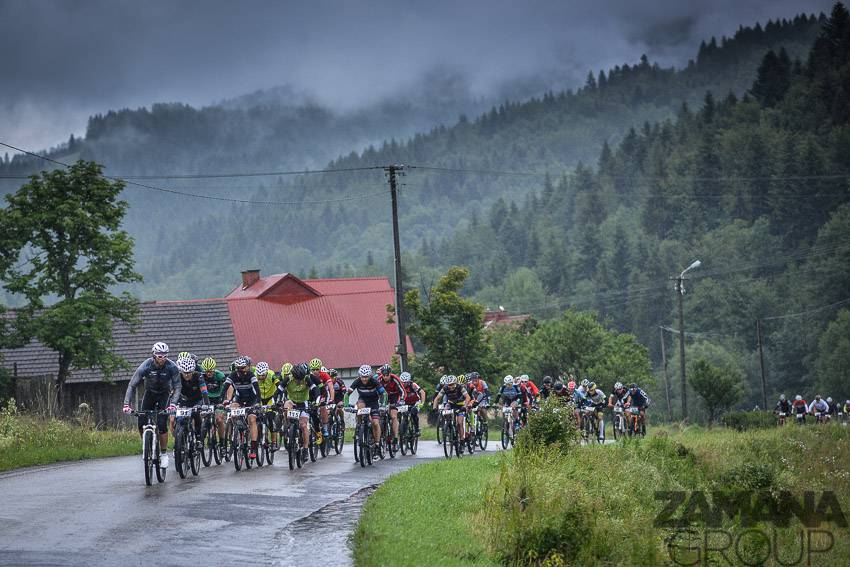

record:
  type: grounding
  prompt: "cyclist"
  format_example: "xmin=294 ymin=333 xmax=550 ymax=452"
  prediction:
xmin=400 ymin=371 xmax=426 ymax=435
xmin=432 ymin=374 xmax=472 ymax=446
xmin=584 ymin=383 xmax=607 ymax=442
xmin=467 ymin=371 xmax=490 ymax=424
xmin=494 ymin=376 xmax=521 ymax=437
xmin=254 ymin=362 xmax=280 ymax=450
xmin=200 ymin=357 xmax=227 ymax=446
xmin=844 ymin=400 xmax=850 ymax=420
xmin=122 ymin=342 xmax=181 ymax=469
xmin=826 ymin=397 xmax=838 ymax=421
xmin=792 ymin=395 xmax=808 ymax=423
xmin=521 ymin=375 xmax=539 ymax=400
xmin=330 ymin=368 xmax=352 ymax=424
xmin=309 ymin=358 xmax=334 ymax=444
xmin=224 ymin=356 xmax=261 ymax=460
xmin=345 ymin=365 xmax=387 ymax=455
xmin=171 ymin=355 xmax=210 ymax=440
xmin=378 ymin=364 xmax=406 ymax=451
xmin=774 ymin=394 xmax=792 ymax=421
xmin=608 ymin=382 xmax=629 ymax=409
xmin=808 ymin=395 xmax=829 ymax=422
xmin=539 ymin=376 xmax=554 ymax=399
xmin=552 ymin=380 xmax=571 ymax=402
xmin=279 ymin=362 xmax=321 ymax=463
xmin=622 ymin=383 xmax=650 ymax=432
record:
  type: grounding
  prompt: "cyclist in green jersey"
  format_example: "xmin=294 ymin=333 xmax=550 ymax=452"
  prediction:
xmin=279 ymin=362 xmax=321 ymax=462
xmin=200 ymin=357 xmax=227 ymax=443
xmin=255 ymin=361 xmax=281 ymax=450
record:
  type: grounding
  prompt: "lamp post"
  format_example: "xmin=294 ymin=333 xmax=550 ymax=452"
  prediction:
xmin=674 ymin=260 xmax=701 ymax=422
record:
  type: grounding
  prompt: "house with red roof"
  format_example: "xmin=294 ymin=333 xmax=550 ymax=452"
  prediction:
xmin=2 ymin=269 xmax=410 ymax=422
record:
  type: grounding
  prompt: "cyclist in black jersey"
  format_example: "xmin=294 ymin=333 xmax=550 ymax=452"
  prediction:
xmin=224 ymin=356 xmax=261 ymax=459
xmin=345 ymin=365 xmax=387 ymax=451
xmin=432 ymin=375 xmax=472 ymax=443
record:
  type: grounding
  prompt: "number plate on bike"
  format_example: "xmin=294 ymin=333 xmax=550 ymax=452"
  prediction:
xmin=357 ymin=407 xmax=371 ymax=415
xmin=230 ymin=407 xmax=246 ymax=417
xmin=396 ymin=405 xmax=408 ymax=413
xmin=287 ymin=410 xmax=301 ymax=419
xmin=502 ymin=407 xmax=511 ymax=414
xmin=176 ymin=407 xmax=192 ymax=417
xmin=614 ymin=407 xmax=623 ymax=413
xmin=442 ymin=409 xmax=454 ymax=416
xmin=779 ymin=412 xmax=786 ymax=417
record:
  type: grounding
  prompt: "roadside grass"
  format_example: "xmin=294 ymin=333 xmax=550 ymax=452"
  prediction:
xmin=355 ymin=423 xmax=850 ymax=566
xmin=0 ymin=401 xmax=138 ymax=471
xmin=353 ymin=453 xmax=502 ymax=567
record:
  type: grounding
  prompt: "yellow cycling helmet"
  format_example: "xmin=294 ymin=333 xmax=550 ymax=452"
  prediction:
xmin=458 ymin=374 xmax=467 ymax=385
xmin=200 ymin=357 xmax=216 ymax=372
xmin=309 ymin=358 xmax=323 ymax=371
xmin=281 ymin=362 xmax=293 ymax=376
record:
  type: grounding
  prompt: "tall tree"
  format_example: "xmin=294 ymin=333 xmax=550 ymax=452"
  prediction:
xmin=0 ymin=161 xmax=141 ymax=414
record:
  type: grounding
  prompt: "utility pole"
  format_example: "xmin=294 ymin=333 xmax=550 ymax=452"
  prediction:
xmin=756 ymin=318 xmax=767 ymax=410
xmin=672 ymin=260 xmax=701 ymax=422
xmin=385 ymin=165 xmax=408 ymax=372
xmin=659 ymin=326 xmax=672 ymax=421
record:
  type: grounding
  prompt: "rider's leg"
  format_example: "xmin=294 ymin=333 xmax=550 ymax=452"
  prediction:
xmin=370 ymin=415 xmax=381 ymax=445
xmin=248 ymin=414 xmax=258 ymax=442
xmin=390 ymin=408 xmax=399 ymax=441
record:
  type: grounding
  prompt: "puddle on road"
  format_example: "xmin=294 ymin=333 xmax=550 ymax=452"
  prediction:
xmin=272 ymin=484 xmax=378 ymax=567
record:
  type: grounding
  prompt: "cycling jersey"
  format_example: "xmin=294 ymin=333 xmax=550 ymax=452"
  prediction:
xmin=256 ymin=371 xmax=279 ymax=404
xmin=610 ymin=388 xmax=629 ymax=404
xmin=347 ymin=375 xmax=386 ymax=404
xmin=123 ymin=357 xmax=181 ymax=406
xmin=179 ymin=371 xmax=210 ymax=406
xmin=572 ymin=386 xmax=587 ymax=406
xmin=332 ymin=378 xmax=351 ymax=404
xmin=203 ymin=370 xmax=226 ymax=402
xmin=468 ymin=379 xmax=490 ymax=403
xmin=523 ymin=381 xmax=540 ymax=397
xmin=625 ymin=388 xmax=650 ymax=409
xmin=403 ymin=382 xmax=424 ymax=406
xmin=280 ymin=375 xmax=320 ymax=405
xmin=584 ymin=389 xmax=606 ymax=408
xmin=774 ymin=400 xmax=792 ymax=414
xmin=808 ymin=400 xmax=829 ymax=414
xmin=495 ymin=384 xmax=521 ymax=404
xmin=225 ymin=369 xmax=260 ymax=405
xmin=380 ymin=373 xmax=406 ymax=403
xmin=792 ymin=399 xmax=808 ymax=414
xmin=441 ymin=384 xmax=469 ymax=406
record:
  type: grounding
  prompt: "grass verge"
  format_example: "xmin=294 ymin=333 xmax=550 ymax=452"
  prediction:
xmin=355 ymin=424 xmax=850 ymax=566
xmin=0 ymin=400 xmax=138 ymax=472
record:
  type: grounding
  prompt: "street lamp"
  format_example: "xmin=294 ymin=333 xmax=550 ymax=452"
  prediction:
xmin=674 ymin=259 xmax=701 ymax=421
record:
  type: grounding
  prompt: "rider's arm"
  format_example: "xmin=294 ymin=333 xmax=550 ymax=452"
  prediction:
xmin=123 ymin=360 xmax=148 ymax=406
xmin=168 ymin=366 xmax=182 ymax=406
xmin=251 ymin=374 xmax=260 ymax=402
xmin=199 ymin=378 xmax=210 ymax=406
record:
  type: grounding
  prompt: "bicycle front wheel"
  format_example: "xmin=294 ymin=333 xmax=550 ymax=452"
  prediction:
xmin=143 ymin=430 xmax=154 ymax=486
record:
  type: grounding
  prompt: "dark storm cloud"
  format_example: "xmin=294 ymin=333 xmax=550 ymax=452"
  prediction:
xmin=0 ymin=0 xmax=834 ymax=150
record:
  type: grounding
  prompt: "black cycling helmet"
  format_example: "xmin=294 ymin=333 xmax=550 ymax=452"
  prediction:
xmin=292 ymin=362 xmax=309 ymax=380
xmin=542 ymin=376 xmax=553 ymax=385
xmin=329 ymin=368 xmax=339 ymax=378
xmin=380 ymin=364 xmax=392 ymax=376
xmin=554 ymin=381 xmax=564 ymax=391
xmin=629 ymin=383 xmax=638 ymax=391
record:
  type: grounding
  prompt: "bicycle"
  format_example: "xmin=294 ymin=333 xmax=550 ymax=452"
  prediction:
xmin=795 ymin=411 xmax=806 ymax=425
xmin=500 ymin=406 xmax=515 ymax=449
xmin=464 ymin=410 xmax=476 ymax=455
xmin=173 ymin=405 xmax=204 ymax=478
xmin=580 ymin=405 xmax=597 ymax=444
xmin=131 ymin=409 xmax=168 ymax=486
xmin=627 ymin=406 xmax=645 ymax=437
xmin=475 ymin=405 xmax=489 ymax=451
xmin=200 ymin=406 xmax=224 ymax=466
xmin=776 ymin=411 xmax=787 ymax=426
xmin=283 ymin=406 xmax=306 ymax=471
xmin=397 ymin=404 xmax=418 ymax=455
xmin=377 ymin=406 xmax=395 ymax=459
xmin=330 ymin=402 xmax=345 ymax=455
xmin=257 ymin=403 xmax=280 ymax=466
xmin=814 ymin=411 xmax=826 ymax=424
xmin=612 ymin=404 xmax=626 ymax=440
xmin=227 ymin=406 xmax=254 ymax=471
xmin=347 ymin=406 xmax=374 ymax=468
xmin=440 ymin=406 xmax=464 ymax=460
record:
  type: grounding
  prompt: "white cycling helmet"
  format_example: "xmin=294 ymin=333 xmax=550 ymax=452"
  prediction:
xmin=614 ymin=381 xmax=623 ymax=390
xmin=399 ymin=371 xmax=412 ymax=382
xmin=176 ymin=356 xmax=196 ymax=373
xmin=151 ymin=342 xmax=169 ymax=355
xmin=779 ymin=394 xmax=786 ymax=401
xmin=520 ymin=375 xmax=529 ymax=383
xmin=827 ymin=397 xmax=833 ymax=403
xmin=504 ymin=375 xmax=513 ymax=385
xmin=580 ymin=379 xmax=590 ymax=388
xmin=513 ymin=376 xmax=521 ymax=385
xmin=255 ymin=361 xmax=269 ymax=376
xmin=445 ymin=375 xmax=457 ymax=385
xmin=439 ymin=375 xmax=448 ymax=385
xmin=321 ymin=366 xmax=329 ymax=373
xmin=795 ymin=395 xmax=802 ymax=401
xmin=358 ymin=364 xmax=373 ymax=378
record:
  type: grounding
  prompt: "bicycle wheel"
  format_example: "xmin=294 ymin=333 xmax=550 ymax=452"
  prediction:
xmin=233 ymin=427 xmax=243 ymax=471
xmin=387 ymin=420 xmax=396 ymax=459
xmin=201 ymin=421 xmax=212 ymax=467
xmin=479 ymin=420 xmax=489 ymax=451
xmin=174 ymin=429 xmax=187 ymax=479
xmin=410 ymin=429 xmax=418 ymax=455
xmin=363 ymin=425 xmax=373 ymax=467
xmin=353 ymin=421 xmax=361 ymax=463
xmin=143 ymin=429 xmax=154 ymax=486
xmin=212 ymin=425 xmax=223 ymax=465
xmin=266 ymin=428 xmax=275 ymax=466
xmin=612 ymin=415 xmax=620 ymax=441
xmin=501 ymin=421 xmax=509 ymax=450
xmin=436 ymin=415 xmax=443 ymax=444
xmin=308 ymin=429 xmax=317 ymax=462
xmin=224 ymin=419 xmax=234 ymax=462
xmin=244 ymin=429 xmax=253 ymax=470
xmin=190 ymin=434 xmax=201 ymax=476
xmin=256 ymin=423 xmax=266 ymax=467
xmin=442 ymin=423 xmax=453 ymax=459
xmin=399 ymin=415 xmax=408 ymax=456
xmin=287 ymin=424 xmax=297 ymax=471
xmin=155 ymin=437 xmax=166 ymax=483
xmin=334 ymin=415 xmax=344 ymax=455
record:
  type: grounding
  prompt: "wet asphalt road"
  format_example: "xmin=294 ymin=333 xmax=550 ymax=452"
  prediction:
xmin=0 ymin=440 xmax=475 ymax=567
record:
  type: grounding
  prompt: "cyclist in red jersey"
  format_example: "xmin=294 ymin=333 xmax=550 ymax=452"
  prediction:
xmin=400 ymin=371 xmax=425 ymax=435
xmin=378 ymin=364 xmax=406 ymax=450
xmin=329 ymin=368 xmax=351 ymax=423
xmin=309 ymin=358 xmax=334 ymax=441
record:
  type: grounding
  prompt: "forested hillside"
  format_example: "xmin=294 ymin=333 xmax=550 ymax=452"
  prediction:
xmin=412 ymin=4 xmax=850 ymax=412
xmin=0 ymin=13 xmax=821 ymax=302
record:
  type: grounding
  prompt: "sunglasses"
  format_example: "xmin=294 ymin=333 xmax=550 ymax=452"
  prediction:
xmin=154 ymin=354 xmax=167 ymax=359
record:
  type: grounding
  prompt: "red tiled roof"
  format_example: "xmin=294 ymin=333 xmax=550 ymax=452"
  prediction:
xmin=225 ymin=273 xmax=412 ymax=370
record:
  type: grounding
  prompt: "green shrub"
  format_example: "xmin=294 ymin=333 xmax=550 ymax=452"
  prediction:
xmin=515 ymin=397 xmax=579 ymax=455
xmin=716 ymin=462 xmax=779 ymax=491
xmin=721 ymin=410 xmax=775 ymax=431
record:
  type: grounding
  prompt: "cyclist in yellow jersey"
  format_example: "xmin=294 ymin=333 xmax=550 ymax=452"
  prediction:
xmin=255 ymin=362 xmax=281 ymax=450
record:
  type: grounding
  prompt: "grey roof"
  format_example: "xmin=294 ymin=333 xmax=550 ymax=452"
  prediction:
xmin=0 ymin=300 xmax=239 ymax=384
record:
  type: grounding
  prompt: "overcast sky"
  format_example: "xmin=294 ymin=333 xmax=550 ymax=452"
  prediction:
xmin=0 ymin=0 xmax=832 ymax=152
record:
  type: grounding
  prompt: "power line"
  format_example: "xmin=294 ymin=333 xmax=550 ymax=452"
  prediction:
xmin=0 ymin=141 xmax=387 ymax=207
xmin=762 ymin=297 xmax=850 ymax=321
